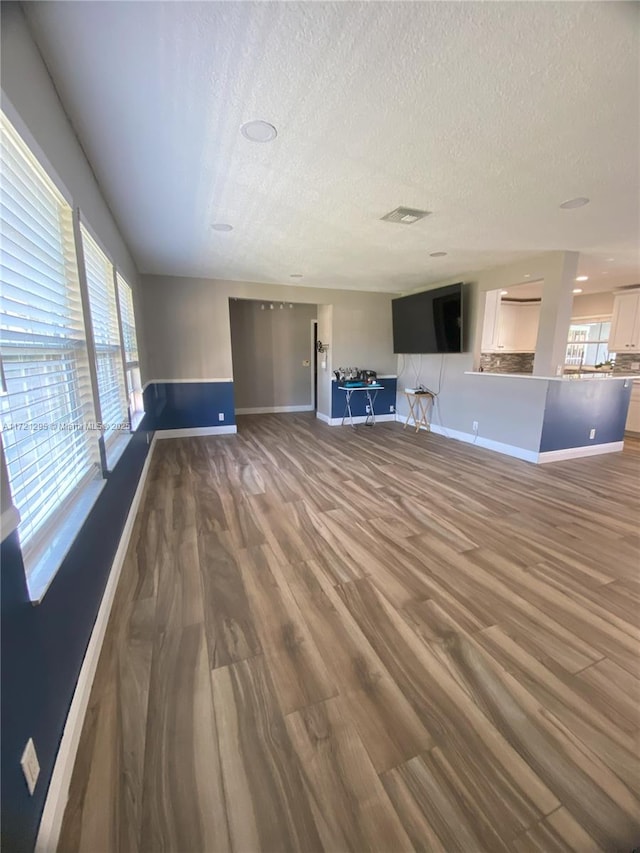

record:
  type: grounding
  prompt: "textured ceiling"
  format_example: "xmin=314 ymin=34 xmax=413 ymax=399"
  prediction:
xmin=25 ymin=1 xmax=640 ymax=293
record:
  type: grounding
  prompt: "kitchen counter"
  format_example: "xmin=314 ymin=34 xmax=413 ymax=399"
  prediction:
xmin=465 ymin=371 xmax=637 ymax=382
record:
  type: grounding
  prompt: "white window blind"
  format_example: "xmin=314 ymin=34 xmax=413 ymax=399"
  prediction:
xmin=0 ymin=112 xmax=100 ymax=558
xmin=116 ymin=273 xmax=143 ymax=423
xmin=80 ymin=225 xmax=129 ymax=461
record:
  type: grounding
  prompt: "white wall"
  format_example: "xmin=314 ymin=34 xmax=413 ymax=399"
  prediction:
xmin=230 ymin=300 xmax=317 ymax=410
xmin=140 ymin=275 xmax=397 ymax=418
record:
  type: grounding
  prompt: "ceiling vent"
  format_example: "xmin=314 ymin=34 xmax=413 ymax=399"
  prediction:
xmin=381 ymin=206 xmax=431 ymax=224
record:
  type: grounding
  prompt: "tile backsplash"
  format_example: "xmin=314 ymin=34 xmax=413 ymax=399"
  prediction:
xmin=480 ymin=352 xmax=535 ymax=374
xmin=613 ymin=353 xmax=640 ymax=375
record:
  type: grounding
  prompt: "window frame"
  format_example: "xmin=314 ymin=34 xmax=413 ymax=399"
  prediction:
xmin=565 ymin=315 xmax=615 ymax=369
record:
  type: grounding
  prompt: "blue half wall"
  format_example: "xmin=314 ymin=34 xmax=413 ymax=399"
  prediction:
xmin=1 ymin=429 xmax=151 ymax=853
xmin=540 ymin=379 xmax=632 ymax=452
xmin=143 ymin=381 xmax=236 ymax=430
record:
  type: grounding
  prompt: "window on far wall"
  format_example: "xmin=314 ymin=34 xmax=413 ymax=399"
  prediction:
xmin=0 ymin=112 xmax=102 ymax=599
xmin=116 ymin=272 xmax=144 ymax=427
xmin=566 ymin=319 xmax=614 ymax=368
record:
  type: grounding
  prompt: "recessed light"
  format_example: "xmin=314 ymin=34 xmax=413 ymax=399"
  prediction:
xmin=575 ymin=276 xmax=589 ymax=281
xmin=429 ymin=251 xmax=447 ymax=257
xmin=603 ymin=271 xmax=609 ymax=275
xmin=606 ymin=257 xmax=615 ymax=262
xmin=290 ymin=274 xmax=303 ymax=278
xmin=211 ymin=223 xmax=233 ymax=232
xmin=559 ymin=197 xmax=590 ymax=209
xmin=240 ymin=120 xmax=277 ymax=143
xmin=572 ymin=288 xmax=583 ymax=294
xmin=524 ymin=274 xmax=530 ymax=278
xmin=500 ymin=290 xmax=509 ymax=296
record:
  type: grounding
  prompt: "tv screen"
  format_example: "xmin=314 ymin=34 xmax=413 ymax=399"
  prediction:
xmin=392 ymin=283 xmax=465 ymax=354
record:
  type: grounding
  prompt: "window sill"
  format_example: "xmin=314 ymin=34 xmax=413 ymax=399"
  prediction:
xmin=24 ymin=478 xmax=106 ymax=604
xmin=130 ymin=410 xmax=145 ymax=432
xmin=105 ymin=431 xmax=133 ymax=472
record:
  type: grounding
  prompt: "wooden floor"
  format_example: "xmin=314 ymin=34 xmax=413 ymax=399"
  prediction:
xmin=59 ymin=415 xmax=640 ymax=853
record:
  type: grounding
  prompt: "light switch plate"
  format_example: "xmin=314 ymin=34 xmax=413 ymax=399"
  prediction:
xmin=21 ymin=738 xmax=40 ymax=795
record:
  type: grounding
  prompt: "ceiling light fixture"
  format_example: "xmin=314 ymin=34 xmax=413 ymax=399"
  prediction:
xmin=270 ymin=303 xmax=274 ymax=310
xmin=572 ymin=288 xmax=583 ymax=294
xmin=211 ymin=223 xmax=233 ymax=232
xmin=559 ymin=197 xmax=590 ymax=209
xmin=575 ymin=276 xmax=589 ymax=281
xmin=500 ymin=290 xmax=509 ymax=296
xmin=429 ymin=251 xmax=447 ymax=257
xmin=606 ymin=257 xmax=615 ymax=262
xmin=240 ymin=120 xmax=278 ymax=143
xmin=524 ymin=274 xmax=530 ymax=279
xmin=289 ymin=304 xmax=293 ymax=309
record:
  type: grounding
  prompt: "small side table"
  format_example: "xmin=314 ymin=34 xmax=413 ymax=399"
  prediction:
xmin=404 ymin=391 xmax=433 ymax=433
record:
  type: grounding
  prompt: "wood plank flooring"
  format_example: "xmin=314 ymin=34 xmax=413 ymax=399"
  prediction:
xmin=58 ymin=415 xmax=640 ymax=853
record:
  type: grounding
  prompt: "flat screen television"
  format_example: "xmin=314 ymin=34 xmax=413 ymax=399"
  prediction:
xmin=392 ymin=283 xmax=466 ymax=354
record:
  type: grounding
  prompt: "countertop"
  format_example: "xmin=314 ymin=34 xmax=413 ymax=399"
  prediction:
xmin=465 ymin=371 xmax=639 ymax=382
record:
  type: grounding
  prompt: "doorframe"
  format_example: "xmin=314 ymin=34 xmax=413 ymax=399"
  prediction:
xmin=311 ymin=319 xmax=318 ymax=411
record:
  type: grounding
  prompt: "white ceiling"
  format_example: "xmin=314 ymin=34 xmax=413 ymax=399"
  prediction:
xmin=25 ymin=1 xmax=640 ymax=293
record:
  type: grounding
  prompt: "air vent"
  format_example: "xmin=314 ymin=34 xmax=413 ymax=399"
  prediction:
xmin=381 ymin=206 xmax=431 ymax=224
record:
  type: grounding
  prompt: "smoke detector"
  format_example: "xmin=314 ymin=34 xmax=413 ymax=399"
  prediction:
xmin=381 ymin=207 xmax=431 ymax=224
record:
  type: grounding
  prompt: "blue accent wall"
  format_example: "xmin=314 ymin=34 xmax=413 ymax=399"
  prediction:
xmin=331 ymin=378 xmax=397 ymax=420
xmin=1 ymin=428 xmax=152 ymax=853
xmin=143 ymin=381 xmax=235 ymax=430
xmin=540 ymin=379 xmax=632 ymax=452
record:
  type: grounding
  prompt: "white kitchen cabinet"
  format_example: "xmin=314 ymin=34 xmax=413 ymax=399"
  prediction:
xmin=625 ymin=381 xmax=640 ymax=433
xmin=516 ymin=303 xmax=540 ymax=351
xmin=481 ymin=290 xmax=501 ymax=351
xmin=609 ymin=290 xmax=640 ymax=352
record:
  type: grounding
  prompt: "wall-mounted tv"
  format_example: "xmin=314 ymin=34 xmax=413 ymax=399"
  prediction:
xmin=392 ymin=282 xmax=467 ymax=354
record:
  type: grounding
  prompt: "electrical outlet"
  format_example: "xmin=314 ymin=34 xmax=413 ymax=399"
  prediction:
xmin=218 ymin=413 xmax=224 ymax=422
xmin=589 ymin=428 xmax=596 ymax=440
xmin=389 ymin=405 xmax=395 ymax=413
xmin=365 ymin=405 xmax=371 ymax=414
xmin=21 ymin=739 xmax=40 ymax=795
xmin=472 ymin=420 xmax=479 ymax=432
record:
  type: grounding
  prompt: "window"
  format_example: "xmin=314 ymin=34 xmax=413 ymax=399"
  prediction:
xmin=116 ymin=273 xmax=144 ymax=427
xmin=566 ymin=319 xmax=615 ymax=368
xmin=80 ymin=224 xmax=129 ymax=466
xmin=0 ymin=113 xmax=102 ymax=598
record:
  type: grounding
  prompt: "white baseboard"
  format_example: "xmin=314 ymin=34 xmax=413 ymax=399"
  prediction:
xmin=315 ymin=411 xmax=331 ymax=424
xmin=394 ymin=414 xmax=539 ymax=463
xmin=235 ymin=405 xmax=314 ymax=415
xmin=327 ymin=414 xmax=396 ymax=426
xmin=395 ymin=414 xmax=625 ymax=464
xmin=35 ymin=436 xmax=158 ymax=853
xmin=537 ymin=441 xmax=624 ymax=463
xmin=154 ymin=425 xmax=237 ymax=439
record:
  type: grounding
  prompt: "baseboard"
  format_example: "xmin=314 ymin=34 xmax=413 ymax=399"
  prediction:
xmin=315 ymin=411 xmax=331 ymax=424
xmin=35 ymin=436 xmax=158 ymax=853
xmin=235 ymin=405 xmax=314 ymax=415
xmin=395 ymin=414 xmax=539 ymax=463
xmin=537 ymin=441 xmax=624 ymax=463
xmin=327 ymin=414 xmax=396 ymax=426
xmin=154 ymin=425 xmax=237 ymax=438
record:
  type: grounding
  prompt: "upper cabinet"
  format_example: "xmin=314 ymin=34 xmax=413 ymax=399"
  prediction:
xmin=481 ymin=291 xmax=540 ymax=352
xmin=609 ymin=290 xmax=640 ymax=352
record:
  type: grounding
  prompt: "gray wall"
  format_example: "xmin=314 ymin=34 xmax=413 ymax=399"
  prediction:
xmin=139 ymin=275 xmax=397 ymax=418
xmin=230 ymin=300 xmax=317 ymax=410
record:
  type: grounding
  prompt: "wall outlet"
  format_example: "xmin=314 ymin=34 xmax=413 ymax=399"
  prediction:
xmin=365 ymin=405 xmax=371 ymax=414
xmin=218 ymin=413 xmax=224 ymax=422
xmin=389 ymin=404 xmax=395 ymax=413
xmin=589 ymin=428 xmax=596 ymax=440
xmin=21 ymin=738 xmax=40 ymax=795
xmin=472 ymin=420 xmax=479 ymax=432
xmin=302 ymin=359 xmax=310 ymax=367
xmin=496 ymin=359 xmax=501 ymax=367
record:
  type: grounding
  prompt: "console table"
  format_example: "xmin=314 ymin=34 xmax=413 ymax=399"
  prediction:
xmin=338 ymin=384 xmax=384 ymax=428
xmin=404 ymin=390 xmax=433 ymax=433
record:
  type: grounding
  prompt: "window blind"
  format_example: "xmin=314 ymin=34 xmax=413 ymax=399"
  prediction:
xmin=116 ymin=273 xmax=143 ymax=420
xmin=0 ymin=112 xmax=100 ymax=553
xmin=80 ymin=225 xmax=129 ymax=461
